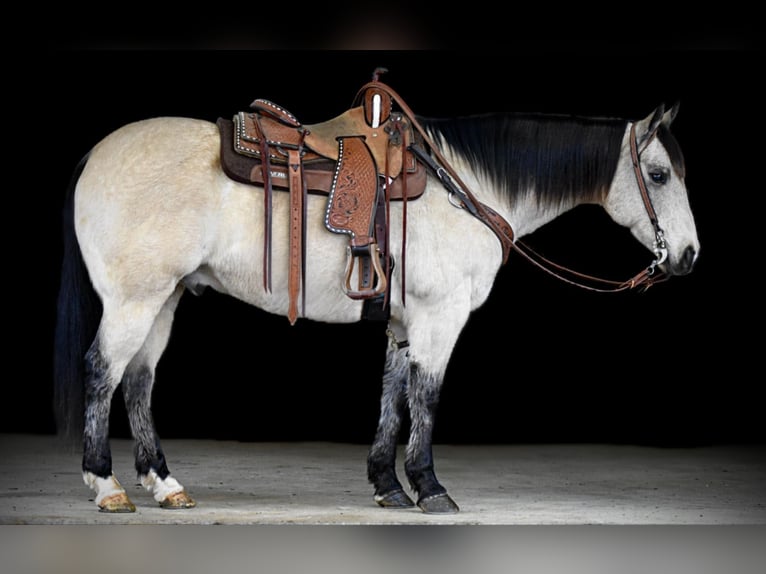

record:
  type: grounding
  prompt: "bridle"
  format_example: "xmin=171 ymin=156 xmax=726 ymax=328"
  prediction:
xmin=629 ymin=122 xmax=669 ymax=275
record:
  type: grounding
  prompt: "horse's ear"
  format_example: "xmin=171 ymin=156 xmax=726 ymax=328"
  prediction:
xmin=662 ymin=101 xmax=680 ymax=127
xmin=635 ymin=104 xmax=665 ymax=150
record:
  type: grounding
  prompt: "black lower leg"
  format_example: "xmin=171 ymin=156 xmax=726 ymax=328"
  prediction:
xmin=368 ymin=381 xmax=408 ymax=494
xmin=82 ymin=345 xmax=115 ymax=478
xmin=404 ymin=362 xmax=458 ymax=513
xmin=367 ymin=345 xmax=413 ymax=506
xmin=122 ymin=365 xmax=170 ymax=479
xmin=404 ymin=442 xmax=446 ymax=501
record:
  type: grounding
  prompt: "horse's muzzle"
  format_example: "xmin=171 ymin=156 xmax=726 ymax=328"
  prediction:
xmin=664 ymin=245 xmax=698 ymax=276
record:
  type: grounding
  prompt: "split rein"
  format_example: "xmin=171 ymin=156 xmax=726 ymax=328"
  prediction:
xmin=362 ymin=74 xmax=669 ymax=294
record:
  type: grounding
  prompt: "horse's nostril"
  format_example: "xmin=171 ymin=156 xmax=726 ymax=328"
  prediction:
xmin=680 ymin=245 xmax=697 ymax=274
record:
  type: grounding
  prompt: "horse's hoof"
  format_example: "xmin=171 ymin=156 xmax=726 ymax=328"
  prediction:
xmin=417 ymin=493 xmax=460 ymax=514
xmin=98 ymin=492 xmax=136 ymax=513
xmin=374 ymin=489 xmax=416 ymax=509
xmin=159 ymin=490 xmax=197 ymax=509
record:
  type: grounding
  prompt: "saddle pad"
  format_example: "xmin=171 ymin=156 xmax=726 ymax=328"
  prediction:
xmin=217 ymin=117 xmax=335 ymax=192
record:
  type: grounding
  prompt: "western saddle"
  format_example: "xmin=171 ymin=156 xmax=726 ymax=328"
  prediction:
xmin=217 ymin=68 xmax=514 ymax=325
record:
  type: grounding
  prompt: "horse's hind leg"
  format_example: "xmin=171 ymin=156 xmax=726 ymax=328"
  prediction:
xmin=82 ymin=289 xmax=180 ymax=512
xmin=82 ymin=341 xmax=136 ymax=512
xmin=122 ymin=286 xmax=195 ymax=509
xmin=367 ymin=325 xmax=415 ymax=508
xmin=82 ymin=303 xmax=160 ymax=512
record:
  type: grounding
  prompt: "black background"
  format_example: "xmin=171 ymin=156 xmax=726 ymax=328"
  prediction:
xmin=7 ymin=18 xmax=760 ymax=448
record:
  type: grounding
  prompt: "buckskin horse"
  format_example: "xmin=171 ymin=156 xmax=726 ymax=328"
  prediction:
xmin=54 ymin=70 xmax=699 ymax=514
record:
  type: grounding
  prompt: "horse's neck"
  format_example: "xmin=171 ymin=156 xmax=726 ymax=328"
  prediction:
xmin=443 ymin=150 xmax=589 ymax=240
xmin=504 ymin=193 xmax=584 ymax=239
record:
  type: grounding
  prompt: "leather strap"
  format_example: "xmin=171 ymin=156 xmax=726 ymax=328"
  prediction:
xmin=255 ymin=116 xmax=273 ymax=293
xmin=392 ymin=119 xmax=408 ymax=306
xmin=287 ymin=147 xmax=305 ymax=324
xmin=630 ymin=123 xmax=660 ymax=228
xmin=408 ymin=143 xmax=514 ymax=262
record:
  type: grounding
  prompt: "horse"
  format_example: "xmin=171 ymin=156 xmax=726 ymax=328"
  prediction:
xmin=53 ymin=76 xmax=699 ymax=515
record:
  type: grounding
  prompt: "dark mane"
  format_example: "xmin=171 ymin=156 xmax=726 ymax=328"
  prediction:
xmin=657 ymin=124 xmax=686 ymax=179
xmin=418 ymin=112 xmax=627 ymax=208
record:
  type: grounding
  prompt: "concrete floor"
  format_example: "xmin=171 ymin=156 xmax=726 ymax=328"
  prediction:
xmin=3 ymin=434 xmax=765 ymax=574
xmin=1 ymin=434 xmax=765 ymax=525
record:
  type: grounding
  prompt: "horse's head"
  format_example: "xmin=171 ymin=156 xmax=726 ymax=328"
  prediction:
xmin=604 ymin=104 xmax=699 ymax=276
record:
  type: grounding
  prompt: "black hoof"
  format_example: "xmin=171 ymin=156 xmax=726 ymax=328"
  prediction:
xmin=417 ymin=493 xmax=460 ymax=514
xmin=374 ymin=488 xmax=416 ymax=508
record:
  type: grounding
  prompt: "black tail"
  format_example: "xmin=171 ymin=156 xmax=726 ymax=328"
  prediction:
xmin=53 ymin=152 xmax=102 ymax=448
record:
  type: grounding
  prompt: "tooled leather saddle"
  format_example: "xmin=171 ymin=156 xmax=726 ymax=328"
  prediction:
xmin=217 ymin=69 xmax=514 ymax=325
xmin=217 ymin=70 xmax=426 ymax=324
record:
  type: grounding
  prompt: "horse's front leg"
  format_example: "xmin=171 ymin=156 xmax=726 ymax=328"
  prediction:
xmin=405 ymin=362 xmax=460 ymax=514
xmin=399 ymin=297 xmax=469 ymax=514
xmin=367 ymin=325 xmax=415 ymax=508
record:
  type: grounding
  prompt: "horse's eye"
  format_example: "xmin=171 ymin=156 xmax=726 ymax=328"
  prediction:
xmin=649 ymin=170 xmax=668 ymax=185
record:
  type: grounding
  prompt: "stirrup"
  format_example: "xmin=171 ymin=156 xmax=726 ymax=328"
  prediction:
xmin=343 ymin=243 xmax=387 ymax=300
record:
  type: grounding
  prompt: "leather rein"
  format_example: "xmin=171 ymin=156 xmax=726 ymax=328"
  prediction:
xmin=360 ymin=73 xmax=670 ymax=294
